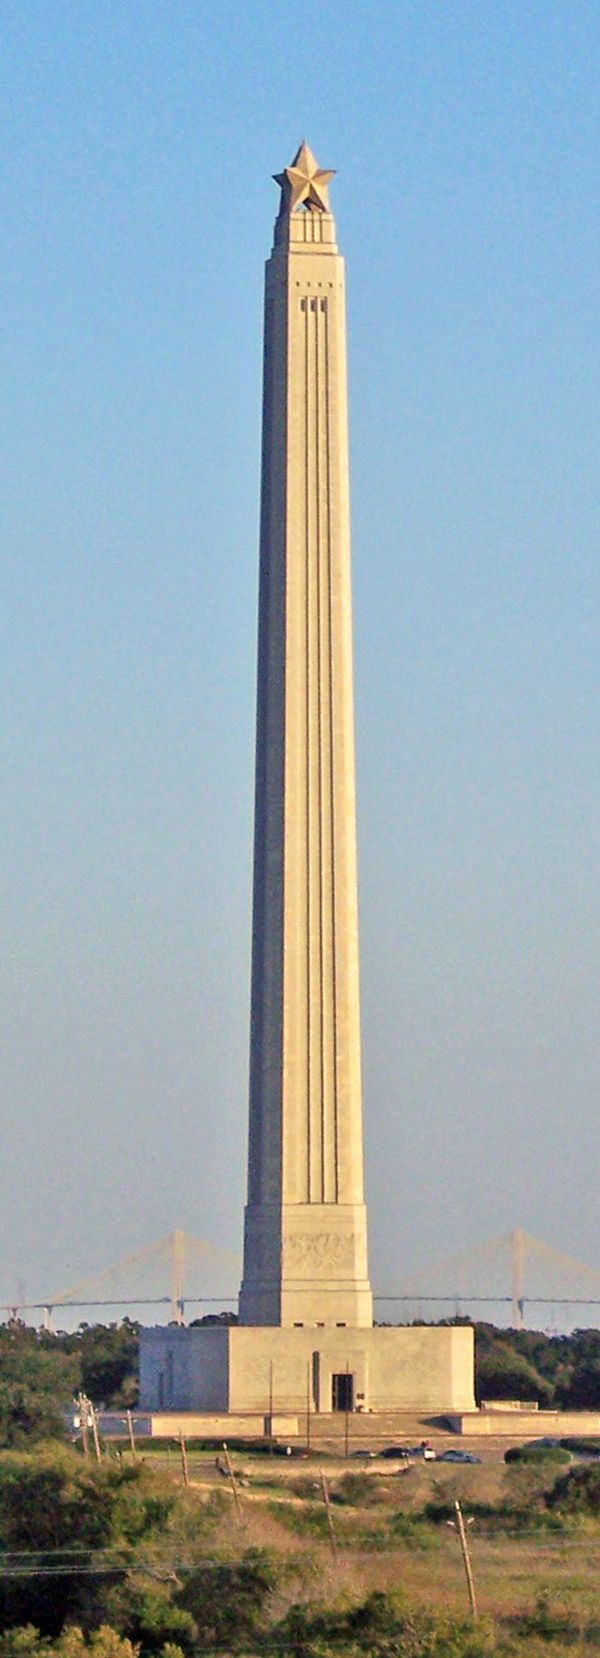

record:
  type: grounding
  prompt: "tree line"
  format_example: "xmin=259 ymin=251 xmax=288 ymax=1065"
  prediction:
xmin=2 ymin=1316 xmax=600 ymax=1449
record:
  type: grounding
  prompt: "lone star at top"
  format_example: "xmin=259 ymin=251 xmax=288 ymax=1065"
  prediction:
xmin=274 ymin=140 xmax=335 ymax=213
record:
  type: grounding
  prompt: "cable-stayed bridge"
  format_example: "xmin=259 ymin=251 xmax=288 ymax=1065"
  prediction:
xmin=1 ymin=1232 xmax=241 ymax=1330
xmin=378 ymin=1229 xmax=600 ymax=1332
xmin=5 ymin=1227 xmax=600 ymax=1332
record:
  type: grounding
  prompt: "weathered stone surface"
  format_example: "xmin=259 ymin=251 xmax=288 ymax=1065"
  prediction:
xmin=239 ymin=144 xmax=372 ymax=1329
xmin=141 ymin=1324 xmax=476 ymax=1414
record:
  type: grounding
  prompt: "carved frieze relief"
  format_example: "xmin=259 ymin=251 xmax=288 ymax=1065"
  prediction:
xmin=284 ymin=1231 xmax=358 ymax=1270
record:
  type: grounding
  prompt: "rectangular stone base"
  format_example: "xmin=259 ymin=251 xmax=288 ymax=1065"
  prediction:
xmin=95 ymin=1411 xmax=298 ymax=1440
xmin=451 ymin=1408 xmax=600 ymax=1437
xmin=140 ymin=1324 xmax=475 ymax=1415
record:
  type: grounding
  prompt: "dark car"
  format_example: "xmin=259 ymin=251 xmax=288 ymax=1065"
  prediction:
xmin=380 ymin=1444 xmax=412 ymax=1460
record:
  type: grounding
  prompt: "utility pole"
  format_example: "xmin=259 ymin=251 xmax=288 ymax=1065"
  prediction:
xmin=179 ymin=1429 xmax=190 ymax=1487
xmin=76 ymin=1392 xmax=90 ymax=1460
xmin=267 ymin=1359 xmax=275 ymax=1452
xmin=222 ymin=1442 xmax=243 ymax=1520
xmin=319 ymin=1468 xmax=338 ymax=1563
xmin=126 ymin=1409 xmax=137 ymax=1461
xmin=90 ymin=1400 xmax=102 ymax=1462
xmin=450 ymin=1500 xmax=478 ymax=1618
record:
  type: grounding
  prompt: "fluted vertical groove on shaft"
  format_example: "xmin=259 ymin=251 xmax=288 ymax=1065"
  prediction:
xmin=296 ymin=294 xmax=340 ymax=1205
xmin=324 ymin=297 xmax=340 ymax=1201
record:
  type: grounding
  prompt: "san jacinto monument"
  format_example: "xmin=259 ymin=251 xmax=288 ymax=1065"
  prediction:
xmin=140 ymin=145 xmax=475 ymax=1419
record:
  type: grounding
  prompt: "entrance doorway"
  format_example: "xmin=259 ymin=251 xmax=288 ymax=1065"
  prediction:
xmin=332 ymin=1372 xmax=354 ymax=1412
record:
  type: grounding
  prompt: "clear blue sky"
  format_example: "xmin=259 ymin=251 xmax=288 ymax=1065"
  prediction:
xmin=2 ymin=0 xmax=599 ymax=1314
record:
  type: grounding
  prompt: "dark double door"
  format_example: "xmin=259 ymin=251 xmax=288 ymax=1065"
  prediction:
xmin=332 ymin=1372 xmax=354 ymax=1412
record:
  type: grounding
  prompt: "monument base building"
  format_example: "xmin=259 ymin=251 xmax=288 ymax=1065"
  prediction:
xmin=139 ymin=146 xmax=475 ymax=1422
xmin=140 ymin=1324 xmax=475 ymax=1417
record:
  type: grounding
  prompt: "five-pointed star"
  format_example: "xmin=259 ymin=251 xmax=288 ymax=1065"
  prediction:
xmin=274 ymin=140 xmax=335 ymax=213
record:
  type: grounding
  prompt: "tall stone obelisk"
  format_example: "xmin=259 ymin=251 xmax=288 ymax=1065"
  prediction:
xmin=239 ymin=143 xmax=373 ymax=1329
xmin=139 ymin=147 xmax=475 ymax=1417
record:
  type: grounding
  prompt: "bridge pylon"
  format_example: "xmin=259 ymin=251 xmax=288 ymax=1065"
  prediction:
xmin=511 ymin=1227 xmax=525 ymax=1329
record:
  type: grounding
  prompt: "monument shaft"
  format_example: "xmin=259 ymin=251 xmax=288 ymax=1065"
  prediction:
xmin=239 ymin=153 xmax=372 ymax=1328
xmin=139 ymin=148 xmax=476 ymax=1420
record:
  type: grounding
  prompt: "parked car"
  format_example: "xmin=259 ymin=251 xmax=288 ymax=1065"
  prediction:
xmin=437 ymin=1449 xmax=481 ymax=1464
xmin=350 ymin=1449 xmax=378 ymax=1459
xmin=409 ymin=1442 xmax=436 ymax=1460
xmin=380 ymin=1444 xmax=412 ymax=1460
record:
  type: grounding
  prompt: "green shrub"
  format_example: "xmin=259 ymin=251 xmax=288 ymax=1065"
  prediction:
xmin=424 ymin=1498 xmax=470 ymax=1525
xmin=546 ymin=1462 xmax=600 ymax=1515
xmin=108 ymin=1589 xmax=196 ymax=1658
xmin=55 ymin=1633 xmax=139 ymax=1658
xmin=275 ymin=1590 xmax=496 ymax=1656
xmin=504 ymin=1443 xmax=570 ymax=1465
xmin=0 ymin=1451 xmax=176 ymax=1554
xmin=389 ymin=1512 xmax=438 ymax=1550
xmin=0 ymin=1328 xmax=79 ymax=1449
xmin=556 ymin=1356 xmax=600 ymax=1409
xmin=0 ymin=1632 xmax=48 ymax=1658
xmin=175 ymin=1548 xmax=279 ymax=1648
xmin=268 ymin=1500 xmax=332 ymax=1538
xmin=0 ymin=1452 xmax=114 ymax=1553
xmin=0 ymin=1447 xmax=119 ymax=1635
xmin=475 ymin=1341 xmax=553 ymax=1408
xmin=332 ymin=1473 xmax=389 ymax=1507
xmin=73 ymin=1324 xmax=139 ymax=1410
xmin=559 ymin=1436 xmax=600 ymax=1455
xmin=288 ymin=1476 xmax=323 ymax=1500
xmin=0 ymin=1450 xmax=181 ymax=1638
xmin=0 ymin=1631 xmax=140 ymax=1658
xmin=508 ymin=1587 xmax=580 ymax=1642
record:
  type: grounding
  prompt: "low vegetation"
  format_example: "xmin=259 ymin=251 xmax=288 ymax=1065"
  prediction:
xmin=503 ymin=1443 xmax=571 ymax=1464
xmin=1 ymin=1439 xmax=600 ymax=1653
xmin=4 ymin=1318 xmax=600 ymax=1652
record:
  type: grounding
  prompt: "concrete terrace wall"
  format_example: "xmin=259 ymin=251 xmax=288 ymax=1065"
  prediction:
xmin=452 ymin=1408 xmax=600 ymax=1437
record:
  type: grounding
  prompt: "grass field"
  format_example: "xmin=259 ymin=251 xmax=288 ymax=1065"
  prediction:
xmin=104 ymin=1444 xmax=600 ymax=1653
